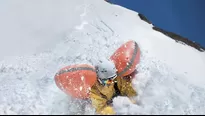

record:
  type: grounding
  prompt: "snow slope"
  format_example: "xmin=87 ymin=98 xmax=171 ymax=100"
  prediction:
xmin=0 ymin=0 xmax=205 ymax=115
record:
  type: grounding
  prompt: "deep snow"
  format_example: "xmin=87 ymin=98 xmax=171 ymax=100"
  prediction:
xmin=0 ymin=0 xmax=205 ymax=115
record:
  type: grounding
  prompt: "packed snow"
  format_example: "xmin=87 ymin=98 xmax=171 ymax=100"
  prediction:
xmin=0 ymin=0 xmax=205 ymax=115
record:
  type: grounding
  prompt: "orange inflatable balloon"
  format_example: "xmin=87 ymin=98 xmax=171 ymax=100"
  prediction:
xmin=110 ymin=40 xmax=140 ymax=77
xmin=54 ymin=64 xmax=97 ymax=99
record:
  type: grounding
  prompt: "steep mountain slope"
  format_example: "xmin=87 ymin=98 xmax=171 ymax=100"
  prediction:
xmin=0 ymin=0 xmax=205 ymax=115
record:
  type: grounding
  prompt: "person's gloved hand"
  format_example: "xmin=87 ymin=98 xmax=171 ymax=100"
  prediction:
xmin=129 ymin=97 xmax=137 ymax=104
xmin=100 ymin=106 xmax=116 ymax=115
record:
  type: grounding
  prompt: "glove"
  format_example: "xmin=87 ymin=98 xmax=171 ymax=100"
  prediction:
xmin=129 ymin=97 xmax=137 ymax=104
xmin=99 ymin=106 xmax=116 ymax=115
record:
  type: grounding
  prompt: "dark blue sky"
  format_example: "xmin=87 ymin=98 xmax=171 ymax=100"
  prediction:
xmin=110 ymin=0 xmax=205 ymax=47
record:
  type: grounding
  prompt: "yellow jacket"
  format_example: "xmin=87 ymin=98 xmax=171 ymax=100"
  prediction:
xmin=89 ymin=72 xmax=137 ymax=115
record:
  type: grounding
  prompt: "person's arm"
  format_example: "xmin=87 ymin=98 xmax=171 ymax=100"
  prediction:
xmin=89 ymin=85 xmax=115 ymax=115
xmin=117 ymin=70 xmax=138 ymax=102
xmin=120 ymin=76 xmax=137 ymax=97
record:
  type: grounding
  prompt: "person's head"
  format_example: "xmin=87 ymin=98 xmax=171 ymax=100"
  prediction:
xmin=95 ymin=57 xmax=117 ymax=85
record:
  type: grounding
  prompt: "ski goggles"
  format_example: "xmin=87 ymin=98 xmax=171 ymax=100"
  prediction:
xmin=98 ymin=74 xmax=117 ymax=85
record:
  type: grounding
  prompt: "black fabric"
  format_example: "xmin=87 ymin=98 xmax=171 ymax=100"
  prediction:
xmin=113 ymin=82 xmax=121 ymax=98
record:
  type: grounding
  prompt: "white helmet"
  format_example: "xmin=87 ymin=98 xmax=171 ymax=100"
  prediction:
xmin=95 ymin=57 xmax=117 ymax=81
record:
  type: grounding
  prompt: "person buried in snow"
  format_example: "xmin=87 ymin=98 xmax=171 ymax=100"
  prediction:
xmin=54 ymin=40 xmax=140 ymax=115
xmin=89 ymin=57 xmax=138 ymax=115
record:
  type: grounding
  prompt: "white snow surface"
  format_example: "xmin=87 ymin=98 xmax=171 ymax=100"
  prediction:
xmin=0 ymin=0 xmax=205 ymax=115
